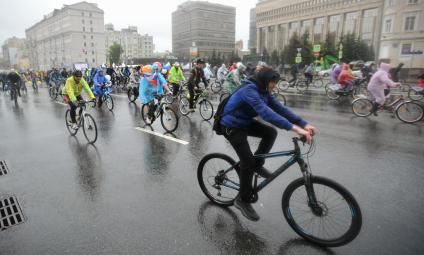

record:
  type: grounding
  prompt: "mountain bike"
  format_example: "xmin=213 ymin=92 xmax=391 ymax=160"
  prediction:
xmin=93 ymin=83 xmax=114 ymax=111
xmin=325 ymin=78 xmax=368 ymax=100
xmin=197 ymin=137 xmax=362 ymax=247
xmin=179 ymin=89 xmax=214 ymax=121
xmin=49 ymin=79 xmax=65 ymax=100
xmin=164 ymin=81 xmax=188 ymax=104
xmin=352 ymin=94 xmax=423 ymax=124
xmin=65 ymin=100 xmax=98 ymax=144
xmin=141 ymin=94 xmax=179 ymax=133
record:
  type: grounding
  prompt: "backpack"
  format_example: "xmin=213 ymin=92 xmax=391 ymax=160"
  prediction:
xmin=212 ymin=84 xmax=245 ymax=135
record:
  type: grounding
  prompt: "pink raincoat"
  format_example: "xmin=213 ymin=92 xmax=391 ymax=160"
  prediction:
xmin=367 ymin=63 xmax=398 ymax=105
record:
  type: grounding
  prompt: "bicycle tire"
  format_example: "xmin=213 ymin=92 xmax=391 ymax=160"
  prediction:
xmin=82 ymin=113 xmax=98 ymax=144
xmin=296 ymin=81 xmax=308 ymax=93
xmin=408 ymin=88 xmax=424 ymax=101
xmin=325 ymin=87 xmax=340 ymax=100
xmin=211 ymin=81 xmax=222 ymax=93
xmin=160 ymin=106 xmax=179 ymax=133
xmin=273 ymin=92 xmax=287 ymax=105
xmin=282 ymin=176 xmax=362 ymax=247
xmin=164 ymin=93 xmax=175 ymax=104
xmin=65 ymin=109 xmax=78 ymax=136
xmin=49 ymin=87 xmax=58 ymax=100
xmin=352 ymin=86 xmax=368 ymax=99
xmin=277 ymin=79 xmax=290 ymax=91
xmin=141 ymin=104 xmax=154 ymax=125
xmin=197 ymin=153 xmax=240 ymax=206
xmin=104 ymin=94 xmax=114 ymax=111
xmin=395 ymin=101 xmax=424 ymax=124
xmin=199 ymin=99 xmax=214 ymax=121
xmin=352 ymin=98 xmax=372 ymax=117
xmin=313 ymin=79 xmax=324 ymax=88
xmin=127 ymin=87 xmax=138 ymax=102
xmin=178 ymin=97 xmax=190 ymax=116
xmin=219 ymin=92 xmax=230 ymax=103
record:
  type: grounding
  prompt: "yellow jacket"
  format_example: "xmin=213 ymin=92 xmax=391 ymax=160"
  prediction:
xmin=62 ymin=76 xmax=95 ymax=102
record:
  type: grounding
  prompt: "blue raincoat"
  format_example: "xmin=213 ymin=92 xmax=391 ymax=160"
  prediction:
xmin=93 ymin=70 xmax=108 ymax=96
xmin=139 ymin=72 xmax=167 ymax=104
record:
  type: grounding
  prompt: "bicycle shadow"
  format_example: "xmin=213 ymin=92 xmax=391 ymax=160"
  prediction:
xmin=278 ymin=238 xmax=336 ymax=255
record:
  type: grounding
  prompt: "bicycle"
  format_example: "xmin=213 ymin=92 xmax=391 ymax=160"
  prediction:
xmin=197 ymin=137 xmax=362 ymax=247
xmin=179 ymin=89 xmax=214 ymax=121
xmin=127 ymin=83 xmax=139 ymax=103
xmin=93 ymin=83 xmax=114 ymax=111
xmin=9 ymin=82 xmax=19 ymax=104
xmin=408 ymin=86 xmax=424 ymax=101
xmin=65 ymin=100 xmax=98 ymax=144
xmin=352 ymin=93 xmax=424 ymax=124
xmin=49 ymin=79 xmax=65 ymax=100
xmin=164 ymin=81 xmax=188 ymax=104
xmin=277 ymin=77 xmax=309 ymax=93
xmin=325 ymin=78 xmax=368 ymax=100
xmin=141 ymin=95 xmax=179 ymax=133
xmin=210 ymin=78 xmax=224 ymax=93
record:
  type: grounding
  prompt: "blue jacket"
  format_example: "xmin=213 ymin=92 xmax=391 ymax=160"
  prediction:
xmin=221 ymin=80 xmax=307 ymax=130
xmin=93 ymin=72 xmax=108 ymax=96
xmin=139 ymin=73 xmax=167 ymax=104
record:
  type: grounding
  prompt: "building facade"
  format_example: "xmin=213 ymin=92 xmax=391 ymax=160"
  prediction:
xmin=172 ymin=1 xmax=236 ymax=61
xmin=1 ymin=37 xmax=29 ymax=69
xmin=25 ymin=1 xmax=106 ymax=70
xmin=255 ymin=0 xmax=383 ymax=56
xmin=105 ymin=24 xmax=154 ymax=63
xmin=248 ymin=8 xmax=257 ymax=51
xmin=379 ymin=0 xmax=424 ymax=70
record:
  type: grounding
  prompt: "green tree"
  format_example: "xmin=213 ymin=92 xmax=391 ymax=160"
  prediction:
xmin=341 ymin=33 xmax=356 ymax=63
xmin=109 ymin=42 xmax=123 ymax=64
xmin=322 ymin=33 xmax=337 ymax=57
xmin=300 ymin=32 xmax=313 ymax=65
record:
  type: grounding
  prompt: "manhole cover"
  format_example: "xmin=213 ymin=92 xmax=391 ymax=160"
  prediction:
xmin=0 ymin=196 xmax=25 ymax=231
xmin=0 ymin=161 xmax=9 ymax=176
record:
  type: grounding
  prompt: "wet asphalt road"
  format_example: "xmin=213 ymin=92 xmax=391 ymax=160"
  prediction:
xmin=0 ymin=85 xmax=423 ymax=255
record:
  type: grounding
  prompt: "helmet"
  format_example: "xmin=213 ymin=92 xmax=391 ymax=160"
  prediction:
xmin=236 ymin=62 xmax=246 ymax=71
xmin=73 ymin=70 xmax=83 ymax=77
xmin=161 ymin=69 xmax=168 ymax=75
xmin=142 ymin=65 xmax=152 ymax=76
xmin=196 ymin=58 xmax=205 ymax=64
xmin=105 ymin=75 xmax=111 ymax=82
xmin=174 ymin=62 xmax=180 ymax=67
xmin=164 ymin=62 xmax=171 ymax=70
xmin=152 ymin=62 xmax=162 ymax=72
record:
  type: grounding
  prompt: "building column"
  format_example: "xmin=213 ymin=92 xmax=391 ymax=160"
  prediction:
xmin=256 ymin=28 xmax=261 ymax=54
xmin=338 ymin=13 xmax=345 ymax=39
xmin=310 ymin=18 xmax=315 ymax=43
xmin=264 ymin=26 xmax=269 ymax=51
xmin=274 ymin=25 xmax=279 ymax=51
xmin=356 ymin=10 xmax=363 ymax=36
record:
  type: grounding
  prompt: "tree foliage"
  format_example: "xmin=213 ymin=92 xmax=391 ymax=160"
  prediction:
xmin=109 ymin=42 xmax=123 ymax=64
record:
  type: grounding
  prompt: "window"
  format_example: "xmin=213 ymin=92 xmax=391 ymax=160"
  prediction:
xmin=90 ymin=20 xmax=93 ymax=25
xmin=91 ymin=35 xmax=94 ymax=39
xmin=81 ymin=12 xmax=84 ymax=16
xmin=92 ymin=58 xmax=95 ymax=63
xmin=82 ymin=19 xmax=85 ymax=24
xmin=91 ymin=42 xmax=94 ymax=47
xmin=385 ymin=0 xmax=394 ymax=7
xmin=84 ymin=42 xmax=86 ymax=47
xmin=83 ymin=35 xmax=86 ymax=39
xmin=90 ymin=28 xmax=93 ymax=32
xmin=384 ymin=19 xmax=392 ymax=32
xmin=401 ymin=43 xmax=412 ymax=55
xmin=92 ymin=51 xmax=94 ymax=55
xmin=89 ymin=12 xmax=92 ymax=17
xmin=83 ymin=27 xmax=85 ymax=32
xmin=408 ymin=0 xmax=418 ymax=4
xmin=404 ymin=16 xmax=416 ymax=31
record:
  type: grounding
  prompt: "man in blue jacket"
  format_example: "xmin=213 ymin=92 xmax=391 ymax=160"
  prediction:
xmin=220 ymin=67 xmax=316 ymax=221
xmin=93 ymin=69 xmax=108 ymax=108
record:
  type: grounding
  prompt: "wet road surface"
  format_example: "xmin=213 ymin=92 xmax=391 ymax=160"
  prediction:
xmin=0 ymin=86 xmax=423 ymax=254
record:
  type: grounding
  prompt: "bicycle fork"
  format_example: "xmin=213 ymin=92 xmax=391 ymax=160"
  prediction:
xmin=299 ymin=158 xmax=323 ymax=216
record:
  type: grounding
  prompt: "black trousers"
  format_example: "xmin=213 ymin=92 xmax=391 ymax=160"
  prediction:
xmin=170 ymin=82 xmax=180 ymax=96
xmin=68 ymin=95 xmax=83 ymax=123
xmin=223 ymin=120 xmax=277 ymax=202
xmin=188 ymin=82 xmax=202 ymax=109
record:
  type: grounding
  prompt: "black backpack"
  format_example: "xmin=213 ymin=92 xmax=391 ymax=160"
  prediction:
xmin=212 ymin=84 xmax=245 ymax=135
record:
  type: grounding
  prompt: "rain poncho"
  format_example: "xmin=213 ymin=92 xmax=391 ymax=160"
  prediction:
xmin=223 ymin=69 xmax=244 ymax=93
xmin=139 ymin=72 xmax=167 ymax=104
xmin=367 ymin=63 xmax=398 ymax=105
xmin=217 ymin=64 xmax=228 ymax=82
xmin=330 ymin=64 xmax=341 ymax=84
xmin=93 ymin=70 xmax=108 ymax=96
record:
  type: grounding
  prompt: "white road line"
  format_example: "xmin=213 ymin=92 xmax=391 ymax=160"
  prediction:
xmin=134 ymin=127 xmax=189 ymax=145
xmin=55 ymin=101 xmax=68 ymax=106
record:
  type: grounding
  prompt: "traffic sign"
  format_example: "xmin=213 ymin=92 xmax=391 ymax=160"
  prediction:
xmin=338 ymin=50 xmax=343 ymax=59
xmin=296 ymin=52 xmax=301 ymax=57
xmin=313 ymin=44 xmax=321 ymax=53
xmin=295 ymin=56 xmax=302 ymax=63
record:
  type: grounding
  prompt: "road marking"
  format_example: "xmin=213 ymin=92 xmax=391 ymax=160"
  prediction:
xmin=134 ymin=127 xmax=189 ymax=145
xmin=55 ymin=101 xmax=68 ymax=106
xmin=111 ymin=93 xmax=128 ymax=98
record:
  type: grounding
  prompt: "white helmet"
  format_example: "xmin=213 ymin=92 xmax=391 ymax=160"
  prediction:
xmin=161 ymin=69 xmax=168 ymax=75
xmin=105 ymin=75 xmax=111 ymax=82
xmin=236 ymin=62 xmax=246 ymax=72
xmin=174 ymin=62 xmax=180 ymax=67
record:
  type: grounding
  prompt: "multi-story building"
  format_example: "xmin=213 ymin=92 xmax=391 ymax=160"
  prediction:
xmin=379 ymin=0 xmax=424 ymax=70
xmin=255 ymin=0 xmax=383 ymax=55
xmin=25 ymin=1 xmax=106 ymax=70
xmin=172 ymin=1 xmax=236 ymax=61
xmin=248 ymin=8 xmax=257 ymax=51
xmin=105 ymin=24 xmax=154 ymax=63
xmin=1 ymin=37 xmax=29 ymax=69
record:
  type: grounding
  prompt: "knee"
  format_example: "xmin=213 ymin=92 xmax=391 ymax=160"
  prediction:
xmin=265 ymin=126 xmax=278 ymax=140
xmin=240 ymin=157 xmax=256 ymax=171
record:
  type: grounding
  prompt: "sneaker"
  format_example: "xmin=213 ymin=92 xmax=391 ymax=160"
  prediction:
xmin=255 ymin=167 xmax=273 ymax=178
xmin=71 ymin=123 xmax=79 ymax=130
xmin=234 ymin=197 xmax=260 ymax=221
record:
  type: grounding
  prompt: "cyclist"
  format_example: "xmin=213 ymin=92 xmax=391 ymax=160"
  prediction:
xmin=139 ymin=64 xmax=169 ymax=119
xmin=288 ymin=64 xmax=299 ymax=84
xmin=219 ymin=66 xmax=315 ymax=221
xmin=304 ymin=63 xmax=314 ymax=85
xmin=337 ymin=63 xmax=355 ymax=91
xmin=106 ymin=64 xmax=116 ymax=85
xmin=187 ymin=58 xmax=208 ymax=111
xmin=367 ymin=63 xmax=400 ymax=116
xmin=49 ymin=68 xmax=62 ymax=88
xmin=61 ymin=68 xmax=69 ymax=79
xmin=92 ymin=69 xmax=109 ymax=108
xmin=223 ymin=62 xmax=246 ymax=93
xmin=329 ymin=63 xmax=341 ymax=84
xmin=217 ymin=64 xmax=228 ymax=84
xmin=7 ymin=69 xmax=22 ymax=99
xmin=168 ymin=62 xmax=186 ymax=96
xmin=62 ymin=70 xmax=96 ymax=129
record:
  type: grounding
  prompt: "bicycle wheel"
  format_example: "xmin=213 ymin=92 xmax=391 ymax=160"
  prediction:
xmin=219 ymin=92 xmax=230 ymax=103
xmin=296 ymin=81 xmax=308 ymax=93
xmin=199 ymin=99 xmax=214 ymax=121
xmin=282 ymin=176 xmax=362 ymax=247
xmin=160 ymin=106 xmax=179 ymax=133
xmin=277 ymin=79 xmax=290 ymax=91
xmin=82 ymin=113 xmax=98 ymax=144
xmin=210 ymin=81 xmax=222 ymax=93
xmin=65 ymin=109 xmax=78 ymax=136
xmin=141 ymin=103 xmax=154 ymax=125
xmin=178 ymin=97 xmax=190 ymax=116
xmin=395 ymin=101 xmax=424 ymax=124
xmin=273 ymin=92 xmax=287 ymax=105
xmin=164 ymin=93 xmax=175 ymax=104
xmin=408 ymin=88 xmax=424 ymax=101
xmin=352 ymin=98 xmax=372 ymax=117
xmin=127 ymin=87 xmax=138 ymax=102
xmin=197 ymin=153 xmax=240 ymax=206
xmin=352 ymin=86 xmax=368 ymax=99
xmin=313 ymin=79 xmax=324 ymax=88
xmin=104 ymin=94 xmax=114 ymax=111
xmin=49 ymin=87 xmax=57 ymax=100
xmin=325 ymin=87 xmax=340 ymax=100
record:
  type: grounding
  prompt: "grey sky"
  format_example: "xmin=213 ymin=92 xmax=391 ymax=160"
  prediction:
xmin=0 ymin=0 xmax=258 ymax=52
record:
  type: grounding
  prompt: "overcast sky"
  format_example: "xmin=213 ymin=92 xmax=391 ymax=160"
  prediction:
xmin=0 ymin=0 xmax=258 ymax=52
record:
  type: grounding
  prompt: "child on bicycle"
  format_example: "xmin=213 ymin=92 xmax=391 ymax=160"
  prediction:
xmin=92 ymin=69 xmax=109 ymax=108
xmin=219 ymin=66 xmax=315 ymax=221
xmin=367 ymin=63 xmax=400 ymax=116
xmin=62 ymin=70 xmax=96 ymax=129
xmin=139 ymin=64 xmax=169 ymax=119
